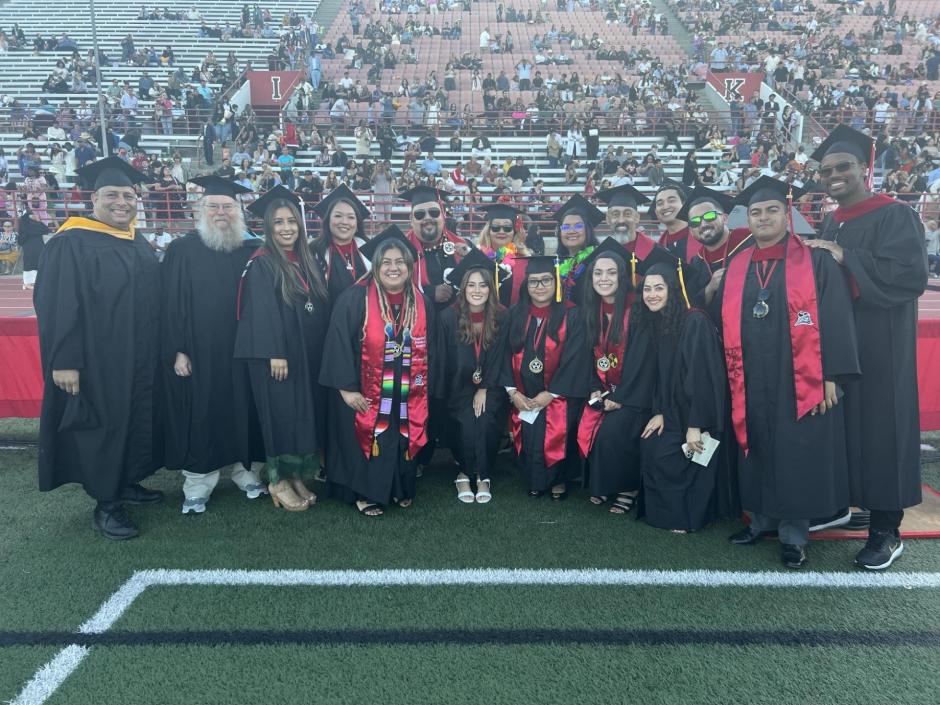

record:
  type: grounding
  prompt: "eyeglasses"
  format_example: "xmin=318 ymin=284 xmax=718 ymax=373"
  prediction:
xmin=559 ymin=222 xmax=585 ymax=232
xmin=527 ymin=276 xmax=555 ymax=289
xmin=819 ymin=161 xmax=856 ymax=178
xmin=489 ymin=224 xmax=514 ymax=233
xmin=688 ymin=210 xmax=720 ymax=227
xmin=413 ymin=208 xmax=441 ymax=220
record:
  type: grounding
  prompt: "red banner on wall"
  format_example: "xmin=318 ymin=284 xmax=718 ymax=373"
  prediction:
xmin=706 ymin=71 xmax=764 ymax=103
xmin=246 ymin=70 xmax=302 ymax=107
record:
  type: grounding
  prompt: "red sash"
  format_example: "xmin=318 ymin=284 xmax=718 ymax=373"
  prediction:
xmin=625 ymin=232 xmax=657 ymax=286
xmin=506 ymin=253 xmax=527 ymax=305
xmin=509 ymin=313 xmax=568 ymax=468
xmin=406 ymin=228 xmax=465 ymax=290
xmin=354 ymin=282 xmax=430 ymax=460
xmin=698 ymin=228 xmax=753 ymax=270
xmin=577 ymin=307 xmax=630 ymax=457
xmin=721 ymin=236 xmax=824 ymax=454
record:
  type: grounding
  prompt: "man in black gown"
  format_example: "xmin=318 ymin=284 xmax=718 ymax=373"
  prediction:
xmin=162 ymin=175 xmax=266 ymax=515
xmin=805 ymin=125 xmax=929 ymax=570
xmin=34 ymin=157 xmax=163 ymax=540
xmin=717 ymin=177 xmax=861 ymax=568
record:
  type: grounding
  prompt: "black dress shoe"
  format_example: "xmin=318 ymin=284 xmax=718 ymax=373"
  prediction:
xmin=728 ymin=527 xmax=767 ymax=546
xmin=120 ymin=483 xmax=164 ymax=505
xmin=528 ymin=490 xmax=545 ymax=498
xmin=781 ymin=543 xmax=808 ymax=569
xmin=93 ymin=503 xmax=139 ymax=540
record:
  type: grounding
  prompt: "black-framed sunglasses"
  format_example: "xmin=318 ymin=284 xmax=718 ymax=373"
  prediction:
xmin=818 ymin=161 xmax=855 ymax=178
xmin=688 ymin=210 xmax=720 ymax=227
xmin=413 ymin=208 xmax=441 ymax=220
xmin=489 ymin=224 xmax=514 ymax=233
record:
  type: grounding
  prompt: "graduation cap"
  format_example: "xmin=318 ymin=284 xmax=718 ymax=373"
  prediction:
xmin=518 ymin=254 xmax=563 ymax=303
xmin=726 ymin=203 xmax=817 ymax=236
xmin=77 ymin=156 xmax=148 ymax=190
xmin=188 ymin=174 xmax=253 ymax=199
xmin=445 ymin=246 xmax=497 ymax=288
xmin=553 ymin=194 xmax=605 ymax=227
xmin=570 ymin=236 xmax=632 ymax=303
xmin=310 ymin=182 xmax=370 ymax=220
xmin=594 ymin=183 xmax=651 ymax=211
xmin=734 ymin=176 xmax=806 ymax=208
xmin=398 ymin=185 xmax=449 ymax=207
xmin=809 ymin=123 xmax=874 ymax=165
xmin=634 ymin=244 xmax=691 ymax=309
xmin=246 ymin=185 xmax=303 ymax=219
xmin=648 ymin=179 xmax=690 ymax=220
xmin=358 ymin=224 xmax=418 ymax=262
xmin=479 ymin=202 xmax=523 ymax=224
xmin=676 ymin=185 xmax=735 ymax=222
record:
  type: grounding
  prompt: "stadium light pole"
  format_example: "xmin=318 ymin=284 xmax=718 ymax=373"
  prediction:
xmin=88 ymin=0 xmax=110 ymax=156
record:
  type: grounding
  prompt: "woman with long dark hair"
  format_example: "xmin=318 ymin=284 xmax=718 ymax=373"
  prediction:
xmin=554 ymin=194 xmax=604 ymax=302
xmin=576 ymin=239 xmax=657 ymax=514
xmin=635 ymin=262 xmax=735 ymax=532
xmin=235 ymin=186 xmax=330 ymax=511
xmin=498 ymin=255 xmax=589 ymax=499
xmin=439 ymin=249 xmax=508 ymax=504
xmin=310 ymin=183 xmax=371 ymax=303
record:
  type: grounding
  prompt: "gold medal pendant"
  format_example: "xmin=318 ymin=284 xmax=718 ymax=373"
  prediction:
xmin=528 ymin=357 xmax=544 ymax=374
xmin=596 ymin=355 xmax=611 ymax=372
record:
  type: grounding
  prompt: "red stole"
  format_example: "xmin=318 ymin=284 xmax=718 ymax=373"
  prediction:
xmin=509 ymin=310 xmax=569 ymax=468
xmin=577 ymin=306 xmax=630 ymax=457
xmin=832 ymin=193 xmax=897 ymax=223
xmin=698 ymin=227 xmax=753 ymax=270
xmin=721 ymin=235 xmax=824 ymax=454
xmin=328 ymin=240 xmax=364 ymax=280
xmin=406 ymin=228 xmax=465 ymax=289
xmin=506 ymin=253 xmax=528 ymax=305
xmin=662 ymin=225 xmax=702 ymax=263
xmin=624 ymin=232 xmax=657 ymax=286
xmin=354 ymin=283 xmax=430 ymax=460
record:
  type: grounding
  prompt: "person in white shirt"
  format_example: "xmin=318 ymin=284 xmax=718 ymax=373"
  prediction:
xmin=479 ymin=28 xmax=491 ymax=52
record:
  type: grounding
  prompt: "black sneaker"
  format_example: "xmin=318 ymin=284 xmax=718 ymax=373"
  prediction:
xmin=781 ymin=543 xmax=808 ymax=569
xmin=120 ymin=483 xmax=164 ymax=505
xmin=809 ymin=508 xmax=852 ymax=532
xmin=93 ymin=503 xmax=139 ymax=540
xmin=855 ymin=529 xmax=904 ymax=570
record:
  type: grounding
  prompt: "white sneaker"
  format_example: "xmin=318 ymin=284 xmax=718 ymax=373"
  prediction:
xmin=243 ymin=482 xmax=268 ymax=500
xmin=181 ymin=497 xmax=208 ymax=514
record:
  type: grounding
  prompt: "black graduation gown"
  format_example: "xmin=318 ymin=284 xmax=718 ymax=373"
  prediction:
xmin=17 ymin=216 xmax=46 ymax=270
xmin=584 ymin=313 xmax=656 ymax=498
xmin=319 ymin=285 xmax=438 ymax=505
xmin=438 ymin=307 xmax=509 ymax=481
xmin=161 ymin=233 xmax=264 ymax=474
xmin=34 ymin=227 xmax=162 ymax=502
xmin=312 ymin=238 xmax=369 ymax=305
xmin=714 ymin=243 xmax=861 ymax=519
xmin=640 ymin=311 xmax=738 ymax=531
xmin=233 ymin=253 xmax=328 ymax=459
xmin=414 ymin=234 xmax=466 ymax=310
xmin=661 ymin=230 xmax=713 ymax=308
xmin=820 ymin=203 xmax=928 ymax=510
xmin=498 ymin=304 xmax=590 ymax=492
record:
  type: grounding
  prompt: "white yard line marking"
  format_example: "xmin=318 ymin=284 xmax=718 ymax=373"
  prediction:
xmin=11 ymin=568 xmax=940 ymax=704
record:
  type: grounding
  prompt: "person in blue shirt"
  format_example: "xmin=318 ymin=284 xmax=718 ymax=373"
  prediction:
xmin=276 ymin=147 xmax=296 ymax=189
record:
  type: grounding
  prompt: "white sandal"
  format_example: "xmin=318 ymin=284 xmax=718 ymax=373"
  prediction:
xmin=475 ymin=478 xmax=492 ymax=504
xmin=455 ymin=477 xmax=475 ymax=503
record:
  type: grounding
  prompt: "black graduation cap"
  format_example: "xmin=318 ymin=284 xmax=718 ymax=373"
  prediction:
xmin=398 ymin=185 xmax=449 ymax=207
xmin=517 ymin=254 xmax=558 ymax=276
xmin=479 ymin=202 xmax=522 ymax=223
xmin=359 ymin=224 xmax=418 ymax=262
xmin=570 ymin=236 xmax=632 ymax=302
xmin=553 ymin=194 xmax=605 ymax=227
xmin=810 ymin=123 xmax=874 ymax=164
xmin=676 ymin=185 xmax=736 ymax=222
xmin=642 ymin=261 xmax=681 ymax=287
xmin=594 ymin=183 xmax=651 ymax=210
xmin=77 ymin=156 xmax=148 ymax=190
xmin=310 ymin=182 xmax=370 ymax=220
xmin=648 ymin=179 xmax=690 ymax=220
xmin=188 ymin=174 xmax=253 ymax=198
xmin=246 ymin=185 xmax=302 ymax=219
xmin=445 ymin=246 xmax=497 ymax=287
xmin=634 ymin=245 xmax=691 ymax=308
xmin=734 ymin=176 xmax=806 ymax=208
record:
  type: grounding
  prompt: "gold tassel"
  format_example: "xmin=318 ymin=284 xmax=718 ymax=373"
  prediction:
xmin=494 ymin=262 xmax=500 ymax=299
xmin=631 ymin=252 xmax=638 ymax=288
xmin=554 ymin=256 xmax=562 ymax=303
xmin=677 ymin=260 xmax=691 ymax=310
xmin=405 ymin=449 xmax=411 ymax=461
xmin=372 ymin=437 xmax=379 ymax=457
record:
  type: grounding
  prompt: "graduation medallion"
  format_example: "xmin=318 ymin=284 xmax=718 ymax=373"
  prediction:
xmin=442 ymin=240 xmax=456 ymax=256
xmin=752 ymin=289 xmax=770 ymax=319
xmin=304 ymin=301 xmax=314 ymax=313
xmin=472 ymin=368 xmax=483 ymax=385
xmin=528 ymin=357 xmax=544 ymax=374
xmin=596 ymin=355 xmax=611 ymax=372
xmin=391 ymin=343 xmax=403 ymax=358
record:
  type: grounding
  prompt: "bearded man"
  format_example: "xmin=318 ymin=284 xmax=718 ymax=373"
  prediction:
xmin=161 ymin=176 xmax=266 ymax=514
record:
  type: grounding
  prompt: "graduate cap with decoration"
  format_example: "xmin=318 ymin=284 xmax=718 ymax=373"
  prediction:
xmin=398 ymin=185 xmax=449 ymax=207
xmin=594 ymin=183 xmax=651 ymax=211
xmin=648 ymin=178 xmax=690 ymax=220
xmin=310 ymin=182 xmax=370 ymax=220
xmin=245 ymin=185 xmax=303 ymax=219
xmin=77 ymin=156 xmax=149 ymax=191
xmin=188 ymin=174 xmax=253 ymax=199
xmin=358 ymin=224 xmax=418 ymax=261
xmin=445 ymin=246 xmax=497 ymax=287
xmin=809 ymin=123 xmax=874 ymax=165
xmin=676 ymin=185 xmax=736 ymax=222
xmin=734 ymin=176 xmax=806 ymax=208
xmin=553 ymin=194 xmax=605 ymax=226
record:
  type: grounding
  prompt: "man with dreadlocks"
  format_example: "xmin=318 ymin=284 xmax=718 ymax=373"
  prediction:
xmin=162 ymin=176 xmax=266 ymax=515
xmin=319 ymin=226 xmax=438 ymax=517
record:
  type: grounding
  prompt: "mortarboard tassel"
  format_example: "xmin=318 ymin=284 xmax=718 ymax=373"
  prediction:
xmin=554 ymin=255 xmax=562 ymax=303
xmin=630 ymin=252 xmax=638 ymax=288
xmin=677 ymin=260 xmax=691 ymax=310
xmin=372 ymin=437 xmax=379 ymax=457
xmin=866 ymin=140 xmax=876 ymax=192
xmin=494 ymin=261 xmax=500 ymax=299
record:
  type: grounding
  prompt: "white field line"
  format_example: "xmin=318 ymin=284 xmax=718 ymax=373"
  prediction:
xmin=9 ymin=567 xmax=940 ymax=704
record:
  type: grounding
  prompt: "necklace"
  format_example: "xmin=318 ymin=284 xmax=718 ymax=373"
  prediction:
xmin=753 ymin=259 xmax=779 ymax=319
xmin=527 ymin=309 xmax=549 ymax=374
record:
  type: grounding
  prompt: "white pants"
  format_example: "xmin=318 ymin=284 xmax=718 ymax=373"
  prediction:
xmin=182 ymin=462 xmax=264 ymax=500
xmin=23 ymin=270 xmax=37 ymax=287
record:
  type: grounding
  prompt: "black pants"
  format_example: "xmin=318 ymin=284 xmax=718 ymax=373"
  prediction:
xmin=870 ymin=509 xmax=904 ymax=532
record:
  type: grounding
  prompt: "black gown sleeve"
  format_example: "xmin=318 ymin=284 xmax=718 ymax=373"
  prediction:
xmin=495 ymin=306 xmax=521 ymax=388
xmin=33 ymin=235 xmax=85 ymax=370
xmin=609 ymin=323 xmax=656 ymax=409
xmin=814 ymin=251 xmax=862 ymax=384
xmin=482 ymin=309 xmax=510 ymax=389
xmin=233 ymin=257 xmax=289 ymax=361
xmin=680 ymin=312 xmax=726 ymax=433
xmin=160 ymin=238 xmax=191 ymax=363
xmin=547 ymin=306 xmax=591 ymax=398
xmin=319 ymin=285 xmax=366 ymax=392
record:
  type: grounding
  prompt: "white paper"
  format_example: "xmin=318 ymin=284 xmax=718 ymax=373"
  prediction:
xmin=518 ymin=407 xmax=542 ymax=425
xmin=682 ymin=432 xmax=720 ymax=467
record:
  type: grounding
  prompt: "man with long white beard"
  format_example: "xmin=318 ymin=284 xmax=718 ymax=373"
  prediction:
xmin=161 ymin=176 xmax=266 ymax=514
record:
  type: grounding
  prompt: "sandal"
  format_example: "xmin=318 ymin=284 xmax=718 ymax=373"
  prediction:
xmin=589 ymin=495 xmax=609 ymax=505
xmin=550 ymin=484 xmax=568 ymax=501
xmin=475 ymin=478 xmax=492 ymax=504
xmin=356 ymin=501 xmax=384 ymax=517
xmin=455 ymin=477 xmax=475 ymax=504
xmin=269 ymin=482 xmax=309 ymax=512
xmin=609 ymin=492 xmax=637 ymax=515
xmin=398 ymin=498 xmax=413 ymax=508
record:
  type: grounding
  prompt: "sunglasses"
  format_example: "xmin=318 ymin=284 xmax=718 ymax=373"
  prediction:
xmin=413 ymin=208 xmax=441 ymax=220
xmin=818 ymin=161 xmax=856 ymax=178
xmin=489 ymin=224 xmax=514 ymax=233
xmin=688 ymin=210 xmax=720 ymax=227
